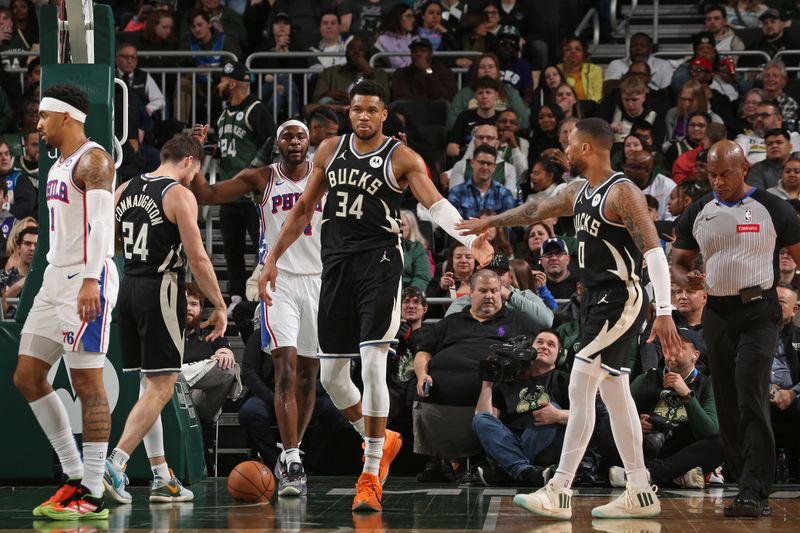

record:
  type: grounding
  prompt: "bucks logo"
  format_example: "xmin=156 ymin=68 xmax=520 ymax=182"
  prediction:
xmin=516 ymin=385 xmax=550 ymax=413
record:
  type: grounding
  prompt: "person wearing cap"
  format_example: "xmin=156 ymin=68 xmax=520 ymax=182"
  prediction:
xmin=559 ymin=36 xmax=603 ymax=104
xmin=746 ymin=127 xmax=795 ymax=190
xmin=669 ymin=31 xmax=720 ymax=93
xmin=740 ymin=8 xmax=800 ymax=70
xmin=671 ymin=122 xmax=728 ymax=185
xmin=687 ymin=55 xmax=738 ymax=107
xmin=391 ymin=36 xmax=457 ymax=102
xmin=606 ymin=327 xmax=722 ymax=490
xmin=604 ymin=32 xmax=675 ymax=91
xmin=492 ymin=24 xmax=534 ymax=104
xmin=539 ymin=237 xmax=578 ymax=300
xmin=444 ymin=253 xmax=554 ymax=329
xmin=212 ymin=60 xmax=276 ymax=309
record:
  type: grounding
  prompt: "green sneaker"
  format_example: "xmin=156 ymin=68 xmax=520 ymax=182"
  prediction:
xmin=150 ymin=469 xmax=194 ymax=502
xmin=32 ymin=476 xmax=81 ymax=517
xmin=42 ymin=485 xmax=109 ymax=521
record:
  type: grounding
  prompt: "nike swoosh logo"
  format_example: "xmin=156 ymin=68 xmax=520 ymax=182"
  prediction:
xmin=67 ymin=272 xmax=80 ymax=279
xmin=165 ymin=483 xmax=179 ymax=495
xmin=705 ymin=215 xmax=719 ymax=221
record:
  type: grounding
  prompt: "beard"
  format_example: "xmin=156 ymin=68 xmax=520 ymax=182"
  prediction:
xmin=220 ymin=85 xmax=232 ymax=102
xmin=186 ymin=313 xmax=202 ymax=331
xmin=569 ymin=162 xmax=582 ymax=177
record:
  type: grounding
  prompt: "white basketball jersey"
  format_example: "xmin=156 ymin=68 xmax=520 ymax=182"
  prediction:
xmin=45 ymin=141 xmax=115 ymax=268
xmin=257 ymin=161 xmax=325 ymax=275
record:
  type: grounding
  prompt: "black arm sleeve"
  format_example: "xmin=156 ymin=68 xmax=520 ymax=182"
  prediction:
xmin=764 ymin=192 xmax=800 ymax=248
xmin=672 ymin=195 xmax=708 ymax=250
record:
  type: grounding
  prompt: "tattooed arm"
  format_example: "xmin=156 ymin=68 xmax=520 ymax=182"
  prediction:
xmin=457 ymin=180 xmax=584 ymax=235
xmin=605 ymin=180 xmax=661 ymax=253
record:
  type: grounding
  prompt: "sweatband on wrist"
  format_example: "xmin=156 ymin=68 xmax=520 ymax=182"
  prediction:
xmin=428 ymin=198 xmax=476 ymax=249
xmin=84 ymin=189 xmax=114 ymax=279
xmin=644 ymin=247 xmax=672 ymax=316
xmin=39 ymin=97 xmax=87 ymax=123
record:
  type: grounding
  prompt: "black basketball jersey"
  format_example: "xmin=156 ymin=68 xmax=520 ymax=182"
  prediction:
xmin=572 ymin=172 xmax=643 ymax=289
xmin=322 ymin=134 xmax=404 ymax=262
xmin=115 ymin=174 xmax=185 ymax=277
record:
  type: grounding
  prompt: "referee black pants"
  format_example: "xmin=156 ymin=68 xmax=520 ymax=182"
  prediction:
xmin=220 ymin=202 xmax=260 ymax=299
xmin=703 ymin=290 xmax=782 ymax=499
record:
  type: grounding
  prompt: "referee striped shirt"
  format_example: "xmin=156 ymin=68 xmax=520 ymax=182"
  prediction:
xmin=673 ymin=188 xmax=800 ymax=297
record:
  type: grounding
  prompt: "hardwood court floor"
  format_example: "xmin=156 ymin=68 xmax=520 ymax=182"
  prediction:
xmin=1 ymin=477 xmax=799 ymax=531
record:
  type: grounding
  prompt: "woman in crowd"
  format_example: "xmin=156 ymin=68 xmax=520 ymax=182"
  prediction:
xmin=663 ymin=80 xmax=722 ymax=151
xmin=416 ymin=1 xmax=453 ymax=51
xmin=519 ymin=222 xmax=553 ymax=270
xmin=477 ymin=209 xmax=514 ymax=258
xmin=401 ymin=209 xmax=435 ymax=282
xmin=375 ymin=4 xmax=416 ymax=69
xmin=521 ymin=159 xmax=565 ymax=201
xmin=2 ymin=216 xmax=35 ymax=272
xmin=768 ymin=157 xmax=800 ymax=200
xmin=8 ymin=0 xmax=37 ymax=52
xmin=509 ymin=258 xmax=558 ymax=311
xmin=453 ymin=10 xmax=490 ymax=69
xmin=532 ymin=64 xmax=565 ymax=111
xmin=559 ymin=36 xmax=603 ymax=103
xmin=427 ymin=243 xmax=477 ymax=301
xmin=528 ymin=103 xmax=564 ymax=165
xmin=730 ymin=88 xmax=764 ymax=136
xmin=447 ymin=52 xmax=528 ymax=130
xmin=554 ymin=83 xmax=582 ymax=119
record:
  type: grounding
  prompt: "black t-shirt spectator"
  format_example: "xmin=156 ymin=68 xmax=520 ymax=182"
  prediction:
xmin=492 ymin=369 xmax=570 ymax=432
xmin=447 ymin=109 xmax=497 ymax=149
xmin=418 ymin=305 xmax=539 ymax=407
xmin=184 ymin=327 xmax=232 ymax=365
xmin=547 ymin=275 xmax=578 ymax=301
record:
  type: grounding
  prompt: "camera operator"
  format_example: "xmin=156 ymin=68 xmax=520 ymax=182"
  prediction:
xmin=472 ymin=330 xmax=570 ymax=486
xmin=608 ymin=328 xmax=722 ymax=489
xmin=412 ymin=269 xmax=539 ymax=481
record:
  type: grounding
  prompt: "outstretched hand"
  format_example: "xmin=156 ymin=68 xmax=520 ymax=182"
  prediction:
xmin=647 ymin=315 xmax=681 ymax=358
xmin=191 ymin=124 xmax=209 ymax=145
xmin=457 ymin=217 xmax=490 ymax=236
xmin=201 ymin=307 xmax=228 ymax=341
xmin=470 ymin=232 xmax=494 ymax=268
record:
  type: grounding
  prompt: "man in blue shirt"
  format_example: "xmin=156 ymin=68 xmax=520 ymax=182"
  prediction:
xmin=447 ymin=144 xmax=516 ymax=219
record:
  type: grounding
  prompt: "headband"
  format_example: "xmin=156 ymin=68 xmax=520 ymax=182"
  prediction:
xmin=39 ymin=97 xmax=87 ymax=123
xmin=277 ymin=119 xmax=309 ymax=140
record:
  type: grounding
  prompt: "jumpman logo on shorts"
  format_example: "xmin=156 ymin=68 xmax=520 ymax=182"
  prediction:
xmin=598 ymin=294 xmax=609 ymax=304
xmin=380 ymin=251 xmax=390 ymax=263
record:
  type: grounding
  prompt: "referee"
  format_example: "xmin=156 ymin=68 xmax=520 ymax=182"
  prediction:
xmin=672 ymin=140 xmax=800 ymax=518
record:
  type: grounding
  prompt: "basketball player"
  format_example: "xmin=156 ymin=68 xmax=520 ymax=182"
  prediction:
xmin=458 ymin=118 xmax=681 ymax=520
xmin=103 ymin=136 xmax=227 ymax=504
xmin=13 ymin=84 xmax=117 ymax=520
xmin=188 ymin=119 xmax=323 ymax=497
xmin=261 ymin=81 xmax=493 ymax=513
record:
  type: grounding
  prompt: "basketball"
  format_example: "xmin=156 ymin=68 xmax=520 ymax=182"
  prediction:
xmin=227 ymin=461 xmax=275 ymax=503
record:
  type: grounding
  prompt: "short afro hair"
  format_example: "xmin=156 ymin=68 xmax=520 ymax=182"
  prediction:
xmin=42 ymin=84 xmax=89 ymax=114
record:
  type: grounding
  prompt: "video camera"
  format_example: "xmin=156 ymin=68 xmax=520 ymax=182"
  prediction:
xmin=478 ymin=335 xmax=538 ymax=383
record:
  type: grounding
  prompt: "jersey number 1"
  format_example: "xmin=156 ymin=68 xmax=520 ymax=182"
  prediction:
xmin=122 ymin=221 xmax=149 ymax=261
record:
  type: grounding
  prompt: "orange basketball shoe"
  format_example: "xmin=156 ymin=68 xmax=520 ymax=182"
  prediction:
xmin=361 ymin=429 xmax=404 ymax=485
xmin=32 ymin=476 xmax=82 ymax=517
xmin=352 ymin=472 xmax=382 ymax=513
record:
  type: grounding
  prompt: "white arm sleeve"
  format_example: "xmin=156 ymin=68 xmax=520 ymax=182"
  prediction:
xmin=428 ymin=198 xmax=476 ymax=250
xmin=84 ymin=189 xmax=114 ymax=279
xmin=644 ymin=247 xmax=672 ymax=316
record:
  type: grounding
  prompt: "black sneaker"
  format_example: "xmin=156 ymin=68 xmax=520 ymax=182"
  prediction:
xmin=723 ymin=492 xmax=772 ymax=518
xmin=517 ymin=466 xmax=545 ymax=487
xmin=416 ymin=460 xmax=449 ymax=482
xmin=477 ymin=465 xmax=513 ymax=487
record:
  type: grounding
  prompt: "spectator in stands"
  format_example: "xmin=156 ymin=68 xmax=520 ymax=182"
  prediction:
xmin=440 ymin=0 xmax=472 ymax=34
xmin=238 ymin=328 xmax=341 ymax=472
xmin=735 ymin=100 xmax=800 ymax=163
xmin=768 ymin=156 xmax=800 ymax=200
xmin=687 ymin=55 xmax=738 ymax=109
xmin=608 ymin=327 xmax=722 ymax=489
xmin=0 ymin=137 xmax=35 ymax=220
xmin=308 ymin=36 xmax=390 ymax=116
xmin=122 ymin=1 xmax=169 ymax=33
xmin=624 ymin=150 xmax=677 ymax=220
xmin=777 ymin=247 xmax=800 ymax=288
xmin=447 ymin=76 xmax=501 ymax=158
xmin=374 ymin=4 xmax=415 ymax=69
xmin=540 ymin=117 xmax=579 ymax=182
xmin=483 ymin=1 xmax=502 ymax=36
xmin=446 ymin=124 xmax=516 ymax=194
xmin=746 ymin=8 xmax=798 ymax=64
xmin=611 ymin=133 xmax=647 ymax=172
xmin=705 ymin=4 xmax=746 ymax=54
xmin=416 ymin=1 xmax=454 ymax=51
xmin=401 ymin=209 xmax=435 ymax=276
xmin=0 ymin=4 xmax=34 ymax=76
xmin=727 ymin=0 xmax=769 ymax=28
xmin=671 ymin=31 xmax=719 ymax=92
xmin=8 ymin=0 xmax=37 ymax=50
xmin=509 ymin=257 xmax=558 ymax=312
xmin=478 ymin=209 xmax=514 ymax=258
xmin=493 ymin=25 xmax=533 ymax=104
xmin=213 ymin=60 xmax=276 ymax=309
xmin=349 ymin=0 xmax=395 ymax=41
xmin=473 ymin=329 xmax=568 ymax=486
xmin=667 ymin=182 xmax=697 ymax=220
xmin=182 ymin=282 xmax=237 ymax=428
xmin=447 ymin=52 xmax=529 ymax=132
xmin=15 ymin=130 xmax=38 ymax=190
xmin=760 ymin=61 xmax=798 ymax=127
xmin=520 ymin=222 xmax=553 ymax=270
xmin=607 ymin=75 xmax=663 ymax=147
xmin=604 ymin=32 xmax=674 ymax=91
xmin=445 ymin=253 xmax=554 ymax=328
xmin=520 ymin=159 xmax=565 ymax=202
xmin=305 ymin=107 xmax=340 ymax=161
xmin=559 ymin=36 xmax=603 ymax=103
xmin=399 ymin=210 xmax=433 ymax=291
xmin=135 ymin=9 xmax=179 ymax=68
xmin=770 ymin=284 xmax=800 ymax=479
xmin=448 ymin=144 xmax=516 ymax=219
xmin=263 ymin=0 xmax=353 ymax=50
xmin=1 ymin=215 xmax=33 ymax=270
xmin=392 ymin=37 xmax=457 ymax=102
xmin=532 ymin=65 xmax=565 ymax=111
xmin=309 ymin=10 xmax=349 ymax=71
xmin=746 ymin=128 xmax=794 ymax=190
xmin=496 ymin=109 xmax=529 ymax=180
xmin=0 ymin=181 xmax=15 ymax=266
xmin=664 ymin=80 xmax=723 ymax=152
xmin=414 ymin=269 xmax=540 ymax=481
xmin=554 ymin=84 xmax=582 ymax=119
xmin=427 ymin=243 xmax=477 ymax=302
xmin=116 ymin=42 xmax=166 ymax=154
xmin=730 ymin=88 xmax=764 ymax=136
xmin=0 ymin=225 xmax=35 ymax=317
xmin=453 ymin=11 xmax=491 ymax=69
xmin=539 ymin=237 xmax=577 ymax=300
xmin=194 ymin=0 xmax=246 ymax=50
xmin=666 ymin=111 xmax=711 ymax=171
xmin=672 ymin=122 xmax=728 ymax=184
xmin=528 ymin=104 xmax=564 ymax=165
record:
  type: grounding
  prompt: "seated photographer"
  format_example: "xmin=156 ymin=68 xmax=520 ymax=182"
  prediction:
xmin=445 ymin=253 xmax=553 ymax=330
xmin=472 ymin=330 xmax=570 ymax=486
xmin=770 ymin=285 xmax=800 ymax=478
xmin=608 ymin=328 xmax=722 ymax=489
xmin=413 ymin=269 xmax=540 ymax=481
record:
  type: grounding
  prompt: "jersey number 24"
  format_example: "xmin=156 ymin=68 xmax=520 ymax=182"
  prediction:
xmin=122 ymin=221 xmax=149 ymax=260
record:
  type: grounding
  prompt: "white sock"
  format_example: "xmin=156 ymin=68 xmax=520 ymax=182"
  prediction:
xmin=109 ymin=447 xmax=129 ymax=470
xmin=29 ymin=392 xmax=83 ymax=479
xmin=364 ymin=437 xmax=384 ymax=476
xmin=285 ymin=447 xmax=301 ymax=466
xmin=598 ymin=375 xmax=650 ymax=490
xmin=152 ymin=462 xmax=170 ymax=480
xmin=82 ymin=442 xmax=107 ymax=497
xmin=551 ymin=359 xmax=605 ymax=490
xmin=350 ymin=417 xmax=366 ymax=439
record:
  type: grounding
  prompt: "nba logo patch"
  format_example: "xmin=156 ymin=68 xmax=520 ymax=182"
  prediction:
xmin=370 ymin=156 xmax=383 ymax=168
xmin=744 ymin=209 xmax=752 ymax=222
xmin=592 ymin=194 xmax=601 ymax=207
